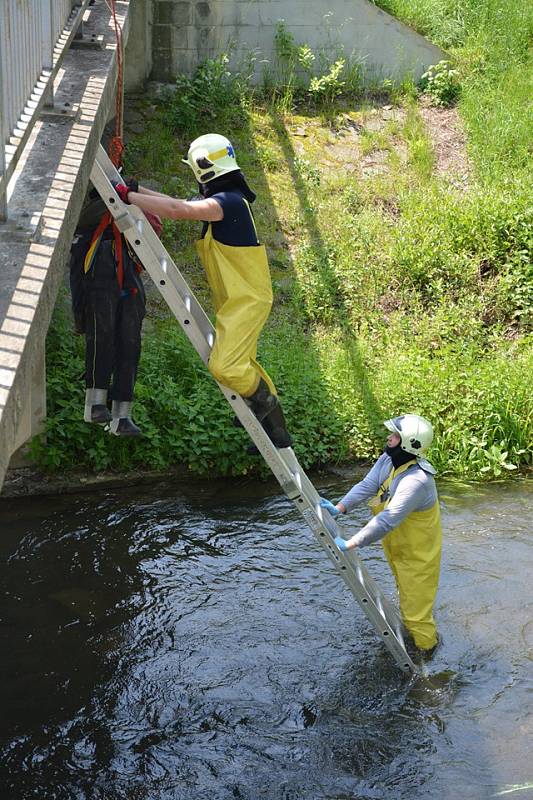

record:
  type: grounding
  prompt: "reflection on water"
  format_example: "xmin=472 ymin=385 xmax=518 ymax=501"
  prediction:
xmin=0 ymin=476 xmax=531 ymax=800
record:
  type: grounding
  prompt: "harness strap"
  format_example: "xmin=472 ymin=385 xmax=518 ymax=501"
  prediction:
xmin=378 ymin=461 xmax=415 ymax=505
xmin=83 ymin=211 xmax=124 ymax=289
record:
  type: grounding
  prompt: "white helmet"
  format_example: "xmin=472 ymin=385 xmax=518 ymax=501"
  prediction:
xmin=384 ymin=414 xmax=434 ymax=456
xmin=182 ymin=133 xmax=240 ymax=183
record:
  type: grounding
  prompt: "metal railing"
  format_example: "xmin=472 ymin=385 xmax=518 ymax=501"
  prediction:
xmin=0 ymin=0 xmax=91 ymax=220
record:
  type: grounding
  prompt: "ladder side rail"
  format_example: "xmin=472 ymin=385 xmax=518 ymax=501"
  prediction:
xmin=293 ymin=459 xmax=404 ymax=623
xmin=89 ymin=147 xmax=418 ymax=673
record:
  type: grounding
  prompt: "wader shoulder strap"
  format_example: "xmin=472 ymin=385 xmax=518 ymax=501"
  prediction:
xmin=378 ymin=461 xmax=416 ymax=505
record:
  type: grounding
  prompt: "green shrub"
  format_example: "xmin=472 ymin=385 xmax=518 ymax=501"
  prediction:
xmin=309 ymin=59 xmax=346 ymax=106
xmin=166 ymin=54 xmax=249 ymax=134
xmin=420 ymin=60 xmax=461 ymax=106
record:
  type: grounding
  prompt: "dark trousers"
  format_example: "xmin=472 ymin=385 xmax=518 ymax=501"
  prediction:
xmin=78 ymin=238 xmax=146 ymax=402
xmin=84 ymin=286 xmax=145 ymax=401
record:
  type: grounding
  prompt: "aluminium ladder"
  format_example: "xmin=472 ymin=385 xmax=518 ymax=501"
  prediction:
xmin=90 ymin=145 xmax=418 ymax=674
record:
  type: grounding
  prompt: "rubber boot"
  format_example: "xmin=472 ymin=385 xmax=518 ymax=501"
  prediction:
xmin=84 ymin=388 xmax=112 ymax=425
xmin=108 ymin=401 xmax=143 ymax=437
xmin=262 ymin=404 xmax=292 ymax=447
xmin=418 ymin=634 xmax=442 ymax=662
xmin=244 ymin=378 xmax=278 ymax=421
xmin=247 ymin=404 xmax=292 ymax=454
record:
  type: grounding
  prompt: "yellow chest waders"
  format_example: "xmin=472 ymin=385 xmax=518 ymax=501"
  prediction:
xmin=196 ymin=223 xmax=276 ymax=397
xmin=369 ymin=462 xmax=442 ymax=649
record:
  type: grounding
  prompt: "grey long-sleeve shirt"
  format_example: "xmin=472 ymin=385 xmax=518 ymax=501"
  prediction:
xmin=338 ymin=453 xmax=439 ymax=547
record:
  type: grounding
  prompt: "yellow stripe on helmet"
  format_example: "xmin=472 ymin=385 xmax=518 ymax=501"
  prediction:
xmin=208 ymin=146 xmax=231 ymax=161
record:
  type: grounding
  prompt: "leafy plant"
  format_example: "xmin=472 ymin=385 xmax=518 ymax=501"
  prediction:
xmin=421 ymin=60 xmax=461 ymax=107
xmin=293 ymin=156 xmax=321 ymax=187
xmin=309 ymin=59 xmax=346 ymax=106
xmin=270 ymin=23 xmax=360 ymax=113
xmin=168 ymin=53 xmax=248 ymax=133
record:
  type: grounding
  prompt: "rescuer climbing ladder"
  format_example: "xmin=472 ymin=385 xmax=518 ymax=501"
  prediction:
xmin=90 ymin=145 xmax=419 ymax=674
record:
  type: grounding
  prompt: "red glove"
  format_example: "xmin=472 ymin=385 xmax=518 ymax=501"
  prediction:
xmin=111 ymin=181 xmax=130 ymax=204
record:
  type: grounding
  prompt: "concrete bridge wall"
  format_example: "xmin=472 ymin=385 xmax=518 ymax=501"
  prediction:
xmin=146 ymin=0 xmax=444 ymax=84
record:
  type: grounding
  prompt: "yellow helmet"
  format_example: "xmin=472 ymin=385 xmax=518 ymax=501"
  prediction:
xmin=182 ymin=133 xmax=240 ymax=183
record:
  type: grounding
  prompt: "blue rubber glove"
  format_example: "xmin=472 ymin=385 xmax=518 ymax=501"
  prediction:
xmin=320 ymin=497 xmax=340 ymax=518
xmin=335 ymin=535 xmax=349 ymax=552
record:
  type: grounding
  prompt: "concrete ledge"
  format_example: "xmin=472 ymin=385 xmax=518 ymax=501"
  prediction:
xmin=0 ymin=0 xmax=132 ymax=491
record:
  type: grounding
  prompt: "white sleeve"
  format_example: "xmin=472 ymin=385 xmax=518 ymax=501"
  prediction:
xmin=339 ymin=457 xmax=385 ymax=512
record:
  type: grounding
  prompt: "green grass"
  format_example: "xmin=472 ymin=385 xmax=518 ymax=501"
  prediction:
xmin=372 ymin=0 xmax=533 ymax=180
xmin=40 ymin=11 xmax=533 ymax=481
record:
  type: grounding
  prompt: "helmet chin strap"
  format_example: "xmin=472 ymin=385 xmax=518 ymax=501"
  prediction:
xmin=385 ymin=443 xmax=417 ymax=468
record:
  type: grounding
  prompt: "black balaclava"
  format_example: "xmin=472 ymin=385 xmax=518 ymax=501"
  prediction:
xmin=199 ymin=170 xmax=256 ymax=203
xmin=385 ymin=443 xmax=417 ymax=469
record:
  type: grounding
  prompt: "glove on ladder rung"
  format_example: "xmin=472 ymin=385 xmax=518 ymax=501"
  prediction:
xmin=89 ymin=145 xmax=418 ymax=675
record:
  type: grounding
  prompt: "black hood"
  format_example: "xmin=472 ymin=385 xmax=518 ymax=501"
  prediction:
xmin=385 ymin=444 xmax=417 ymax=469
xmin=199 ymin=170 xmax=256 ymax=203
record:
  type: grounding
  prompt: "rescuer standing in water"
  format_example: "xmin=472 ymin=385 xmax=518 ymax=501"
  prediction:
xmin=321 ymin=414 xmax=442 ymax=654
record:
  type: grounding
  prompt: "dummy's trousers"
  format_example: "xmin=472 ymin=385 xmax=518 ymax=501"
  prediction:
xmin=71 ymin=237 xmax=146 ymax=402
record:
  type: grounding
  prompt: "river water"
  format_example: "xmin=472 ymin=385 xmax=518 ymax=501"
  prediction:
xmin=0 ymin=474 xmax=532 ymax=800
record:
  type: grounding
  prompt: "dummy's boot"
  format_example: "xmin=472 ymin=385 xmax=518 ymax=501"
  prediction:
xmin=108 ymin=401 xmax=143 ymax=437
xmin=244 ymin=378 xmax=278 ymax=421
xmin=246 ymin=404 xmax=293 ymax=454
xmin=84 ymin=388 xmax=112 ymax=425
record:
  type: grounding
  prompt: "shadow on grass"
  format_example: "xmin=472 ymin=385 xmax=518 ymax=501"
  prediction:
xmin=267 ymin=106 xmax=385 ymax=438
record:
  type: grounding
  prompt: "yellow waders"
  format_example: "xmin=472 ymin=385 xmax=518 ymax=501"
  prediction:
xmin=369 ymin=462 xmax=442 ymax=650
xmin=196 ymin=223 xmax=276 ymax=397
